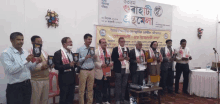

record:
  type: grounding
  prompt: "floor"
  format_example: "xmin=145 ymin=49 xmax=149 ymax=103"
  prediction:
xmin=50 ymin=83 xmax=220 ymax=104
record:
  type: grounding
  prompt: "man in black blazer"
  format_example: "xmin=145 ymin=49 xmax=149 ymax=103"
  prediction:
xmin=111 ymin=37 xmax=130 ymax=104
xmin=53 ymin=37 xmax=76 ymax=104
xmin=129 ymin=41 xmax=147 ymax=85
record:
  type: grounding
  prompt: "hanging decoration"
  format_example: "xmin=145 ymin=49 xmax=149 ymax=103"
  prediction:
xmin=197 ymin=28 xmax=203 ymax=39
xmin=45 ymin=10 xmax=59 ymax=28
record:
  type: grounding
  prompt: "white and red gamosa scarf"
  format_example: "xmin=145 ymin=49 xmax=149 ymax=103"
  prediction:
xmin=61 ymin=46 xmax=71 ymax=72
xmin=118 ymin=45 xmax=130 ymax=73
xmin=165 ymin=46 xmax=174 ymax=58
xmin=135 ymin=47 xmax=146 ymax=70
xmin=149 ymin=48 xmax=163 ymax=65
xmin=178 ymin=46 xmax=190 ymax=58
xmin=98 ymin=46 xmax=111 ymax=76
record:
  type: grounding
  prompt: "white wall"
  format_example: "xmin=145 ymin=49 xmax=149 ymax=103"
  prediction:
xmin=0 ymin=0 xmax=98 ymax=103
xmin=172 ymin=6 xmax=219 ymax=68
xmin=0 ymin=0 xmax=220 ymax=103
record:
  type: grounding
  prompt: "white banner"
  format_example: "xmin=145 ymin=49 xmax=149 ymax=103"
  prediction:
xmin=98 ymin=0 xmax=173 ymax=30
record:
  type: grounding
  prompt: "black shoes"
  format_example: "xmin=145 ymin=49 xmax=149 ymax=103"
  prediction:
xmin=175 ymin=91 xmax=180 ymax=94
xmin=183 ymin=91 xmax=189 ymax=95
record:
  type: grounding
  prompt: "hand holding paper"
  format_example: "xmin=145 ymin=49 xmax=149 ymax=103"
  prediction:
xmin=118 ymin=57 xmax=124 ymax=61
xmin=101 ymin=64 xmax=107 ymax=68
xmin=26 ymin=54 xmax=34 ymax=62
xmin=70 ymin=61 xmax=75 ymax=67
xmin=136 ymin=59 xmax=141 ymax=63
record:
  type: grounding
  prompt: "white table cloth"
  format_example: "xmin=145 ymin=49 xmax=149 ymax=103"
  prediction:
xmin=188 ymin=69 xmax=220 ymax=98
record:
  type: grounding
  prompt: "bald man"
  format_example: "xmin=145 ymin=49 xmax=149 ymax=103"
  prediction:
xmin=129 ymin=41 xmax=147 ymax=85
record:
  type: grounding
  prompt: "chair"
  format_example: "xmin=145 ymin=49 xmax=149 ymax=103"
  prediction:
xmin=48 ymin=72 xmax=60 ymax=104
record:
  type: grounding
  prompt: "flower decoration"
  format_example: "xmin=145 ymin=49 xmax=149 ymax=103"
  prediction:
xmin=45 ymin=9 xmax=59 ymax=28
xmin=198 ymin=28 xmax=203 ymax=39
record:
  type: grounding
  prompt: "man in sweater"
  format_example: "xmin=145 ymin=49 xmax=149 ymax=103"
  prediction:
xmin=29 ymin=35 xmax=51 ymax=104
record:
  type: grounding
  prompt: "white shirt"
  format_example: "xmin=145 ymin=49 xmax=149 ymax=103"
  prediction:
xmin=175 ymin=47 xmax=191 ymax=64
xmin=121 ymin=46 xmax=126 ymax=68
xmin=1 ymin=47 xmax=37 ymax=84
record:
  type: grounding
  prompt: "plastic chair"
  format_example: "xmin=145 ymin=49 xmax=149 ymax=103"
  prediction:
xmin=48 ymin=72 xmax=60 ymax=104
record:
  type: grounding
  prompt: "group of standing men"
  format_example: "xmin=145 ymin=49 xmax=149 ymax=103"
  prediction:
xmin=1 ymin=32 xmax=192 ymax=104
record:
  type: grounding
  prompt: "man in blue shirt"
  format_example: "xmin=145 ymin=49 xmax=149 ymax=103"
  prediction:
xmin=0 ymin=32 xmax=40 ymax=104
xmin=76 ymin=33 xmax=96 ymax=104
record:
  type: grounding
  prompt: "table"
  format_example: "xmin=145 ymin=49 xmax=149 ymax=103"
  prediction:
xmin=129 ymin=86 xmax=162 ymax=104
xmin=188 ymin=69 xmax=220 ymax=98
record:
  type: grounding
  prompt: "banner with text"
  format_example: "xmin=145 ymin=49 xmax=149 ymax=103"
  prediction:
xmin=96 ymin=26 xmax=171 ymax=52
xmin=98 ymin=0 xmax=173 ymax=30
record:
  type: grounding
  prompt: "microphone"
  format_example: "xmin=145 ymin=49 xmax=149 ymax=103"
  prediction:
xmin=213 ymin=48 xmax=217 ymax=53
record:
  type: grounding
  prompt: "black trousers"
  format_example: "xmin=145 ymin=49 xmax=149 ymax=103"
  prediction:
xmin=132 ymin=71 xmax=145 ymax=85
xmin=59 ymin=83 xmax=75 ymax=104
xmin=175 ymin=63 xmax=190 ymax=93
xmin=95 ymin=76 xmax=110 ymax=103
xmin=6 ymin=79 xmax=32 ymax=104
xmin=159 ymin=68 xmax=174 ymax=92
xmin=131 ymin=71 xmax=145 ymax=97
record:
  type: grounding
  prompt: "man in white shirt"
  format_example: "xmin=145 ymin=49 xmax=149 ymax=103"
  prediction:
xmin=174 ymin=39 xmax=192 ymax=94
xmin=1 ymin=32 xmax=40 ymax=104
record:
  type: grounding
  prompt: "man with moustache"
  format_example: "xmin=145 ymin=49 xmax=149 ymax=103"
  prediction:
xmin=53 ymin=37 xmax=76 ymax=104
xmin=175 ymin=39 xmax=192 ymax=94
xmin=159 ymin=39 xmax=175 ymax=95
xmin=111 ymin=37 xmax=130 ymax=104
xmin=94 ymin=38 xmax=113 ymax=104
xmin=0 ymin=32 xmax=40 ymax=104
xmin=29 ymin=35 xmax=51 ymax=104
xmin=76 ymin=33 xmax=96 ymax=104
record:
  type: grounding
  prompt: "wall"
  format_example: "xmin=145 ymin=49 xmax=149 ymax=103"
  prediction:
xmin=172 ymin=6 xmax=219 ymax=68
xmin=0 ymin=0 xmax=220 ymax=103
xmin=0 ymin=0 xmax=98 ymax=103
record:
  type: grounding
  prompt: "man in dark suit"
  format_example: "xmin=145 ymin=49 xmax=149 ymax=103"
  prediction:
xmin=130 ymin=41 xmax=147 ymax=85
xmin=159 ymin=39 xmax=175 ymax=95
xmin=53 ymin=37 xmax=76 ymax=104
xmin=111 ymin=37 xmax=130 ymax=104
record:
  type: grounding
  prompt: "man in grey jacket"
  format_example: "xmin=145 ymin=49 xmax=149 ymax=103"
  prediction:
xmin=159 ymin=39 xmax=175 ymax=95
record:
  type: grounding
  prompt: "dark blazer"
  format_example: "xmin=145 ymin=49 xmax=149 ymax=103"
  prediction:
xmin=160 ymin=47 xmax=174 ymax=71
xmin=129 ymin=49 xmax=146 ymax=74
xmin=53 ymin=50 xmax=76 ymax=85
xmin=111 ymin=47 xmax=130 ymax=73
